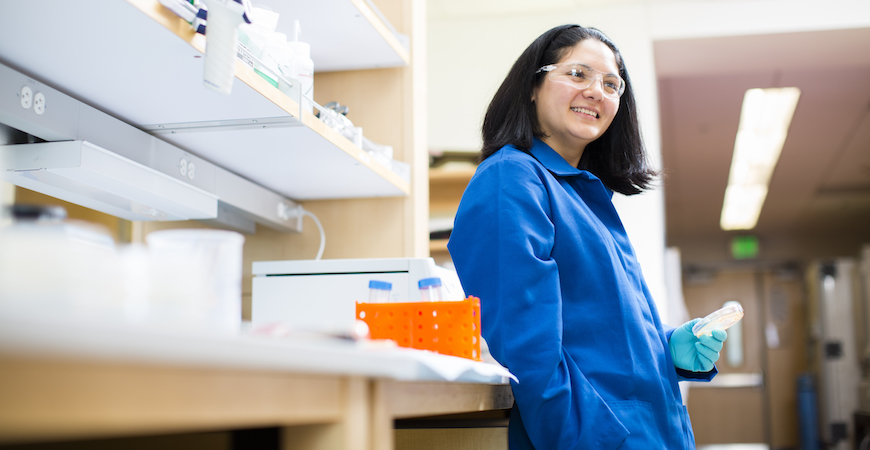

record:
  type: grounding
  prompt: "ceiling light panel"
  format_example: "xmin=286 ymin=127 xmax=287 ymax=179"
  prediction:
xmin=720 ymin=87 xmax=800 ymax=231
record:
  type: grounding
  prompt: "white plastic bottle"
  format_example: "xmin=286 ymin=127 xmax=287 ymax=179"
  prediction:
xmin=278 ymin=19 xmax=314 ymax=113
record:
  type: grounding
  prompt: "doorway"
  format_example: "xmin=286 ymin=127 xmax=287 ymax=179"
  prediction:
xmin=682 ymin=266 xmax=808 ymax=449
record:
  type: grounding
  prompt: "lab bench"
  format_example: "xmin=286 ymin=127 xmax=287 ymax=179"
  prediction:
xmin=0 ymin=314 xmax=513 ymax=449
xmin=0 ymin=0 xmax=483 ymax=446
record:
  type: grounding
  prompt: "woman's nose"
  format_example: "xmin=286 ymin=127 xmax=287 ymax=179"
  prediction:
xmin=581 ymin=77 xmax=605 ymax=100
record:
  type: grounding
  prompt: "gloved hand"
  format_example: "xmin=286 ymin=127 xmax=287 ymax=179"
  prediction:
xmin=669 ymin=318 xmax=727 ymax=372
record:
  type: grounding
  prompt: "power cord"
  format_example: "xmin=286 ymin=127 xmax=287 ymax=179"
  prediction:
xmin=278 ymin=204 xmax=325 ymax=260
xmin=301 ymin=208 xmax=325 ymax=260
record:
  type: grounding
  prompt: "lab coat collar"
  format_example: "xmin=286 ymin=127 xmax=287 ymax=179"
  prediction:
xmin=529 ymin=138 xmax=582 ymax=177
xmin=530 ymin=138 xmax=591 ymax=178
xmin=529 ymin=138 xmax=614 ymax=198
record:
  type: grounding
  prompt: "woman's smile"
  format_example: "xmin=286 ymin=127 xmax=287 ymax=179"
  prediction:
xmin=571 ymin=106 xmax=599 ymax=118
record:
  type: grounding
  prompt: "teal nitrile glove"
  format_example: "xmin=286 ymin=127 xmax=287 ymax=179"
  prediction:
xmin=669 ymin=318 xmax=727 ymax=372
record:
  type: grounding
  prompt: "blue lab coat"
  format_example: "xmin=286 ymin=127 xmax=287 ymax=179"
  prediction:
xmin=447 ymin=139 xmax=716 ymax=449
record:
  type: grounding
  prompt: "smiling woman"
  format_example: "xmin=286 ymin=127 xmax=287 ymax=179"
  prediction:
xmin=448 ymin=24 xmax=728 ymax=449
xmin=531 ymin=39 xmax=622 ymax=167
xmin=478 ymin=25 xmax=653 ymax=196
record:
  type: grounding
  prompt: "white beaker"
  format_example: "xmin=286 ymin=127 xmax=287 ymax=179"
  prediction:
xmin=146 ymin=229 xmax=245 ymax=334
xmin=201 ymin=0 xmax=247 ymax=94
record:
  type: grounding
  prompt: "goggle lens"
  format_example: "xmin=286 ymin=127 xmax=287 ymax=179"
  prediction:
xmin=537 ymin=63 xmax=625 ymax=98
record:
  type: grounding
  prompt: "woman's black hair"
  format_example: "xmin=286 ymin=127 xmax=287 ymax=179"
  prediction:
xmin=480 ymin=24 xmax=658 ymax=195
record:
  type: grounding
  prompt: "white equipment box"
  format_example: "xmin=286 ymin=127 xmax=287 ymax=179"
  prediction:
xmin=251 ymin=258 xmax=465 ymax=331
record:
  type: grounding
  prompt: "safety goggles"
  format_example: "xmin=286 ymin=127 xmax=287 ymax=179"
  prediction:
xmin=536 ymin=62 xmax=625 ymax=98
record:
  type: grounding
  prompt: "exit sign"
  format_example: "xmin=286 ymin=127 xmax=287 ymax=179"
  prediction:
xmin=731 ymin=235 xmax=759 ymax=259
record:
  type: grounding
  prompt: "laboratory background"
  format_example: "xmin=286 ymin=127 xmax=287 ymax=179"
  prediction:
xmin=0 ymin=0 xmax=868 ymax=449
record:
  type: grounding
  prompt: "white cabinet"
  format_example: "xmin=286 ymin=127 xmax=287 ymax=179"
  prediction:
xmin=0 ymin=0 xmax=410 ymax=204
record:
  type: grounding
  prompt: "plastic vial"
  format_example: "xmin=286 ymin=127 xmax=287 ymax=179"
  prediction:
xmin=418 ymin=277 xmax=443 ymax=302
xmin=368 ymin=280 xmax=392 ymax=303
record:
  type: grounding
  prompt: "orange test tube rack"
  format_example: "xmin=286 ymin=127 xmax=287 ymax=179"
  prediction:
xmin=356 ymin=296 xmax=482 ymax=361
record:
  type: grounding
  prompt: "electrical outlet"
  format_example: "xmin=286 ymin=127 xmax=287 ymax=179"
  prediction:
xmin=277 ymin=202 xmax=302 ymax=220
xmin=33 ymin=92 xmax=45 ymax=115
xmin=19 ymin=86 xmax=32 ymax=109
xmin=277 ymin=202 xmax=290 ymax=220
xmin=179 ymin=158 xmax=188 ymax=177
xmin=187 ymin=162 xmax=196 ymax=180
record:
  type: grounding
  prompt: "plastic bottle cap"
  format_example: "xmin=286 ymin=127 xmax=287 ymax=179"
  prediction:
xmin=369 ymin=280 xmax=392 ymax=290
xmin=418 ymin=277 xmax=442 ymax=288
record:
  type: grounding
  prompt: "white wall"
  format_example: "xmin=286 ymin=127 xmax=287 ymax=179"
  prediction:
xmin=427 ymin=0 xmax=870 ymax=319
xmin=0 ymin=183 xmax=11 ymax=206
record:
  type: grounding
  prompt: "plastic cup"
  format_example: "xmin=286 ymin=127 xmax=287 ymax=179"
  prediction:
xmin=201 ymin=0 xmax=246 ymax=94
xmin=146 ymin=229 xmax=244 ymax=334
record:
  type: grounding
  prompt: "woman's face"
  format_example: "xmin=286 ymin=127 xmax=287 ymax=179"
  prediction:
xmin=532 ymin=39 xmax=621 ymax=164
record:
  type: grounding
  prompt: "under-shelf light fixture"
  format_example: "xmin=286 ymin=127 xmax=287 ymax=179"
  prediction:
xmin=1 ymin=140 xmax=218 ymax=222
xmin=720 ymin=87 xmax=801 ymax=230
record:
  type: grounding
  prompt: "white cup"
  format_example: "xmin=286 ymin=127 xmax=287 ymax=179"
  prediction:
xmin=146 ymin=229 xmax=245 ymax=334
xmin=201 ymin=0 xmax=246 ymax=94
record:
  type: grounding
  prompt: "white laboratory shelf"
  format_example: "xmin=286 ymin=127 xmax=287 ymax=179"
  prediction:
xmin=0 ymin=0 xmax=410 ymax=201
xmin=254 ymin=0 xmax=410 ymax=72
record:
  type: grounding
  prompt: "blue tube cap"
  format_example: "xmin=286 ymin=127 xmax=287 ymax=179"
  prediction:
xmin=369 ymin=280 xmax=392 ymax=290
xmin=418 ymin=277 xmax=442 ymax=288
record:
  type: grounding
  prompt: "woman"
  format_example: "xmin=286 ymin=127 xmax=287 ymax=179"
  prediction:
xmin=447 ymin=24 xmax=727 ymax=449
